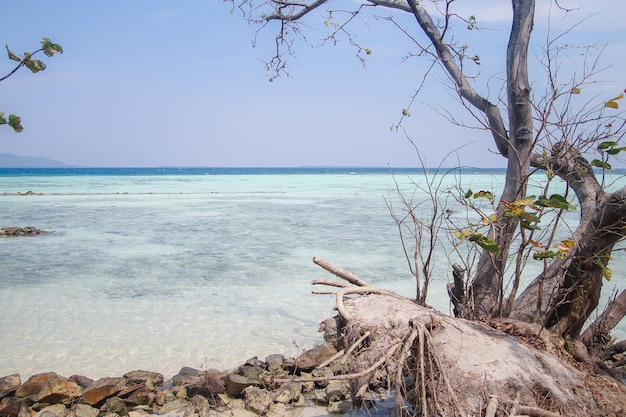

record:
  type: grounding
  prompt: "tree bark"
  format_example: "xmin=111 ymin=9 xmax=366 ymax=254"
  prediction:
xmin=468 ymin=0 xmax=536 ymax=319
xmin=512 ymin=187 xmax=626 ymax=337
xmin=581 ymin=289 xmax=626 ymax=346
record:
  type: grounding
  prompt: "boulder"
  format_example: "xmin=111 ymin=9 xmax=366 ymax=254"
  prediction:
xmin=186 ymin=375 xmax=225 ymax=403
xmin=15 ymin=372 xmax=81 ymax=404
xmin=0 ymin=374 xmax=21 ymax=398
xmin=34 ymin=404 xmax=67 ymax=417
xmin=102 ymin=396 xmax=127 ymax=416
xmin=68 ymin=375 xmax=94 ymax=389
xmin=185 ymin=395 xmax=211 ymax=417
xmin=242 ymin=386 xmax=272 ymax=415
xmin=72 ymin=403 xmax=99 ymax=417
xmin=0 ymin=397 xmax=21 ymax=417
xmin=294 ymin=343 xmax=337 ymax=371
xmin=118 ymin=384 xmax=153 ymax=406
xmin=324 ymin=381 xmax=348 ymax=403
xmin=224 ymin=374 xmax=254 ymax=398
xmin=82 ymin=377 xmax=126 ymax=405
xmin=273 ymin=382 xmax=301 ymax=405
xmin=264 ymin=354 xmax=284 ymax=371
xmin=122 ymin=370 xmax=163 ymax=389
xmin=172 ymin=368 xmax=201 ymax=386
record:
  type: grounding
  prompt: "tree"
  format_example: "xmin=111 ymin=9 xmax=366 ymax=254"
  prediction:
xmin=1 ymin=37 xmax=63 ymax=133
xmin=225 ymin=0 xmax=626 ymax=414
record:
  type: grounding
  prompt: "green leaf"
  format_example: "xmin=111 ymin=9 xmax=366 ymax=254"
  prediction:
xmin=534 ymin=194 xmax=576 ymax=210
xmin=0 ymin=112 xmax=7 ymax=125
xmin=468 ymin=233 xmax=500 ymax=253
xmin=521 ymin=220 xmax=541 ymax=231
xmin=5 ymin=45 xmax=20 ymax=61
xmin=41 ymin=38 xmax=63 ymax=57
xmin=606 ymin=147 xmax=626 ymax=155
xmin=591 ymin=159 xmax=612 ymax=170
xmin=23 ymin=58 xmax=46 ymax=73
xmin=598 ymin=141 xmax=619 ymax=150
xmin=533 ymin=250 xmax=559 ymax=260
xmin=464 ymin=189 xmax=473 ymax=199
xmin=8 ymin=114 xmax=23 ymax=133
xmin=474 ymin=190 xmax=493 ymax=201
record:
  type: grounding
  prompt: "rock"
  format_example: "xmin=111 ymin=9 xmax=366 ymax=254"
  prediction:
xmin=82 ymin=377 xmax=126 ymax=405
xmin=224 ymin=373 xmax=254 ymax=398
xmin=15 ymin=372 xmax=82 ymax=405
xmin=154 ymin=391 xmax=166 ymax=406
xmin=310 ymin=368 xmax=334 ymax=389
xmin=172 ymin=368 xmax=201 ymax=386
xmin=294 ymin=343 xmax=338 ymax=371
xmin=326 ymin=400 xmax=352 ymax=415
xmin=0 ymin=374 xmax=21 ymax=398
xmin=240 ymin=366 xmax=263 ymax=384
xmin=0 ymin=226 xmax=47 ymax=237
xmin=242 ymin=386 xmax=272 ymax=415
xmin=264 ymin=354 xmax=284 ymax=370
xmin=103 ymin=396 xmax=127 ymax=416
xmin=122 ymin=370 xmax=163 ymax=389
xmin=155 ymin=398 xmax=188 ymax=415
xmin=183 ymin=395 xmax=210 ymax=417
xmin=69 ymin=375 xmax=94 ymax=389
xmin=35 ymin=404 xmax=67 ymax=417
xmin=71 ymin=403 xmax=99 ymax=417
xmin=243 ymin=357 xmax=264 ymax=368
xmin=118 ymin=384 xmax=153 ymax=406
xmin=0 ymin=397 xmax=21 ymax=417
xmin=273 ymin=382 xmax=301 ymax=404
xmin=325 ymin=381 xmax=348 ymax=403
xmin=320 ymin=316 xmax=343 ymax=348
xmin=186 ymin=375 xmax=225 ymax=403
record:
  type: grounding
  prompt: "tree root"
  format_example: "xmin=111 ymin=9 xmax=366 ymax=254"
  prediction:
xmin=278 ymin=258 xmax=626 ymax=416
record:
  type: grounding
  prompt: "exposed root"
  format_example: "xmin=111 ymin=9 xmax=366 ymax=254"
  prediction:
xmin=286 ymin=258 xmax=626 ymax=416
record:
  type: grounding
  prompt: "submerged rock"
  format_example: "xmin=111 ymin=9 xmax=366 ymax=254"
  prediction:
xmin=0 ymin=226 xmax=48 ymax=237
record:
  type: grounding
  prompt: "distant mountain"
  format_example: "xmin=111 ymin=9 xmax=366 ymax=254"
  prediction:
xmin=0 ymin=153 xmax=73 ymax=168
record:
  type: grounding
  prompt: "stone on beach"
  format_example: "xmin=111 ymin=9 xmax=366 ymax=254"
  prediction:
xmin=15 ymin=372 xmax=81 ymax=404
xmin=82 ymin=377 xmax=126 ymax=405
xmin=0 ymin=345 xmax=362 ymax=417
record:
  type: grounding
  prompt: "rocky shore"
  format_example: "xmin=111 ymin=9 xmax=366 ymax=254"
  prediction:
xmin=0 ymin=342 xmax=386 ymax=417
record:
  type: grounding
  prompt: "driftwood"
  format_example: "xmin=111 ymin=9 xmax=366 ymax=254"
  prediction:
xmin=295 ymin=257 xmax=626 ymax=417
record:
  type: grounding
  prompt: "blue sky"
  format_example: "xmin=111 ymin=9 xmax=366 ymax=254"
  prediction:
xmin=0 ymin=1 xmax=624 ymax=167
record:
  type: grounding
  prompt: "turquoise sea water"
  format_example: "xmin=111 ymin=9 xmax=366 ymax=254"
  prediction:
xmin=0 ymin=167 xmax=624 ymax=380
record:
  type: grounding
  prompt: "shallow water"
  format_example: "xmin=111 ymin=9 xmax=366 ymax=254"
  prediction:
xmin=0 ymin=168 xmax=624 ymax=380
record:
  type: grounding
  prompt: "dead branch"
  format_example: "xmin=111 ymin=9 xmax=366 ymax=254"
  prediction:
xmin=313 ymin=257 xmax=370 ymax=287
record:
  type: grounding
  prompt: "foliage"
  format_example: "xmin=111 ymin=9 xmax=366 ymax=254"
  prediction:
xmin=1 ymin=37 xmax=63 ymax=133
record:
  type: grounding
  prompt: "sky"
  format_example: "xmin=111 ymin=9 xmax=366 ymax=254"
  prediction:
xmin=0 ymin=1 xmax=624 ymax=168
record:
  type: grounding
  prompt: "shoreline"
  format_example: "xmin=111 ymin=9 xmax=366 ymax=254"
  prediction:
xmin=0 ymin=343 xmax=392 ymax=417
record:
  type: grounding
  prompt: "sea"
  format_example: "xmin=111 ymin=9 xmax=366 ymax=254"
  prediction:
xmin=0 ymin=166 xmax=624 ymax=382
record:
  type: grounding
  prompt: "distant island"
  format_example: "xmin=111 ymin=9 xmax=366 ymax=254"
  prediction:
xmin=0 ymin=153 xmax=73 ymax=168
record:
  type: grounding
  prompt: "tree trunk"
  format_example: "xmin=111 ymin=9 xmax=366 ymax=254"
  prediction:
xmin=468 ymin=0 xmax=536 ymax=319
xmin=581 ymin=288 xmax=626 ymax=348
xmin=511 ymin=187 xmax=626 ymax=338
